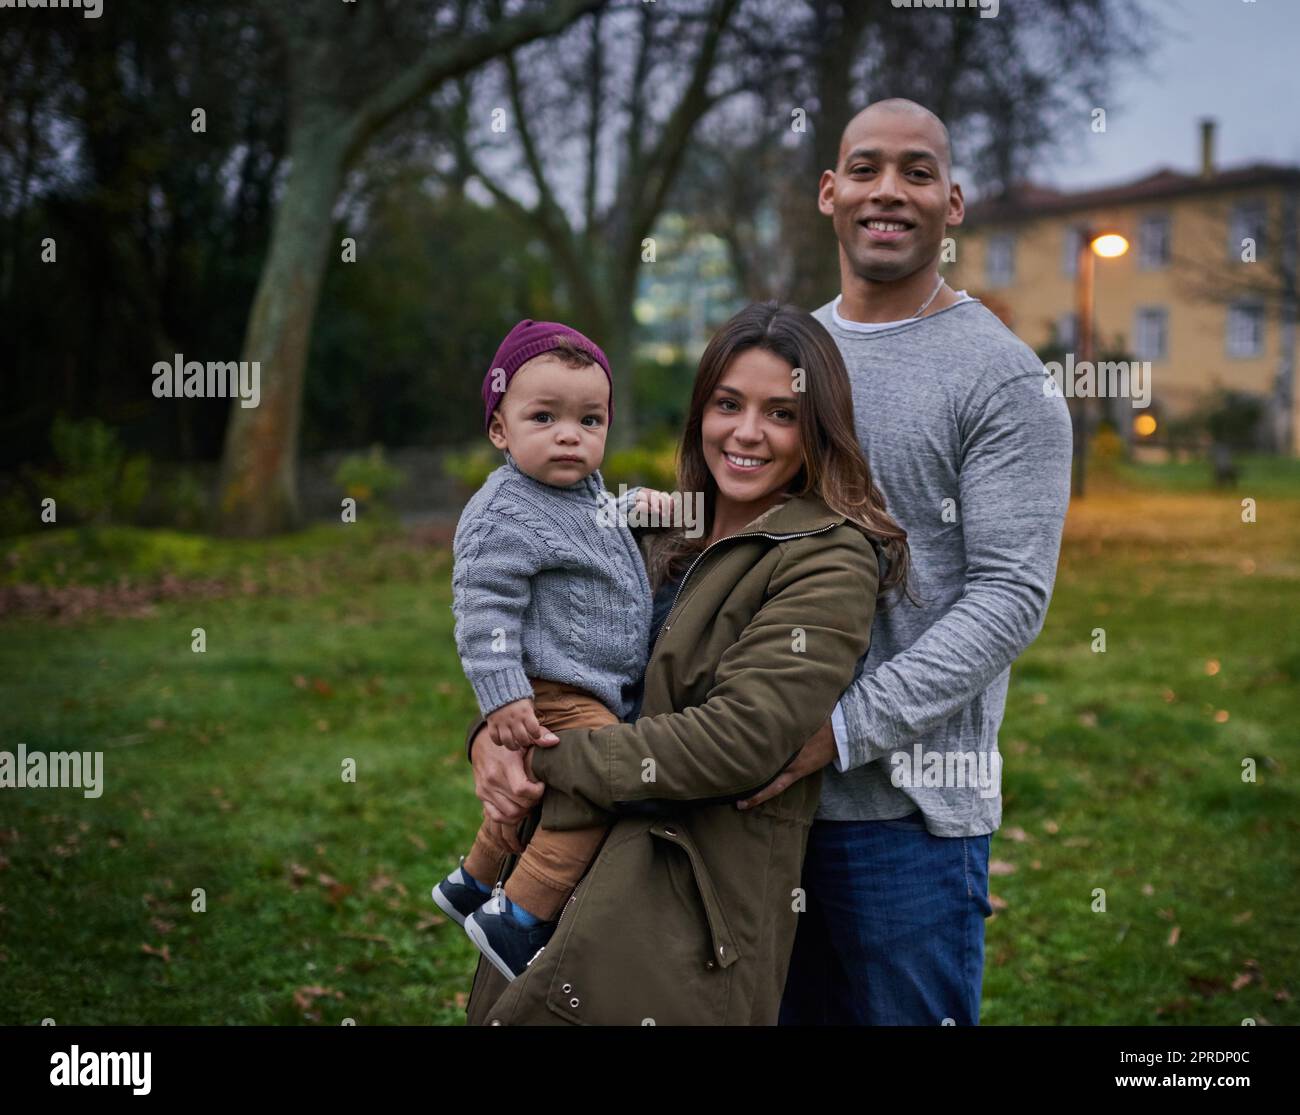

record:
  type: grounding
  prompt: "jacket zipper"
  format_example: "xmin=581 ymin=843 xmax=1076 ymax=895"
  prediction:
xmin=649 ymin=523 xmax=839 ymax=660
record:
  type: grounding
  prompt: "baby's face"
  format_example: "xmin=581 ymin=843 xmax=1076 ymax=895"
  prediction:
xmin=487 ymin=355 xmax=611 ymax=487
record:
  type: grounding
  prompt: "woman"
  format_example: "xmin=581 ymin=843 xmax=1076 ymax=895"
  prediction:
xmin=461 ymin=301 xmax=909 ymax=1025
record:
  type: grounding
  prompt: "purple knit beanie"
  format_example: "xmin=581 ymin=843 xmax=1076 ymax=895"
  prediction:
xmin=482 ymin=320 xmax=614 ymax=431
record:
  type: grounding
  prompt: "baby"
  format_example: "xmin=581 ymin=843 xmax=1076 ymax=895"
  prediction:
xmin=434 ymin=318 xmax=659 ymax=981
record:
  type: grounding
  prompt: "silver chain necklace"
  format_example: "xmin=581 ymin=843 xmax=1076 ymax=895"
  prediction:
xmin=911 ymin=275 xmax=946 ymax=319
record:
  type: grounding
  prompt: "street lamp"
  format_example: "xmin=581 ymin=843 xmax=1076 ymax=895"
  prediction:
xmin=1072 ymin=229 xmax=1130 ymax=497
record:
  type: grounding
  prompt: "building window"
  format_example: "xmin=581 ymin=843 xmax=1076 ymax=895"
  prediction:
xmin=1055 ymin=312 xmax=1078 ymax=349
xmin=1061 ymin=226 xmax=1086 ymax=276
xmin=1134 ymin=307 xmax=1168 ymax=361
xmin=1138 ymin=214 xmax=1171 ymax=270
xmin=1229 ymin=201 xmax=1267 ymax=261
xmin=985 ymin=234 xmax=1015 ymax=287
xmin=1226 ymin=301 xmax=1265 ymax=358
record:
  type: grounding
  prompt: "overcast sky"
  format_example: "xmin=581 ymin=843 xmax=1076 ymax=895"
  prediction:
xmin=1030 ymin=0 xmax=1300 ymax=191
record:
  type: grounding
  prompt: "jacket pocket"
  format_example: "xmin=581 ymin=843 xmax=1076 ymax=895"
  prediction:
xmin=647 ymin=821 xmax=741 ymax=971
xmin=539 ymin=821 xmax=738 ymax=1025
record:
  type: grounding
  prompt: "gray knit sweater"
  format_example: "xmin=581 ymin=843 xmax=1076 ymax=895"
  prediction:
xmin=812 ymin=295 xmax=1073 ymax=836
xmin=451 ymin=451 xmax=652 ymax=719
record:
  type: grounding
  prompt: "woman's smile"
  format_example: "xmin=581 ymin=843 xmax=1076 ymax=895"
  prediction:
xmin=723 ymin=450 xmax=771 ymax=472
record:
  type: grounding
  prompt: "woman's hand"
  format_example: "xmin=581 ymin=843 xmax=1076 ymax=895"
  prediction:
xmin=471 ymin=723 xmax=545 ymax=824
xmin=735 ymin=718 xmax=837 ymax=810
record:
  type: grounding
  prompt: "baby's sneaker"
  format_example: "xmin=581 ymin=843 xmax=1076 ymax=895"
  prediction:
xmin=431 ymin=857 xmax=494 ymax=927
xmin=464 ymin=893 xmax=556 ymax=982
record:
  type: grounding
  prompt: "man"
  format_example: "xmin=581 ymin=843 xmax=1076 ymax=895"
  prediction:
xmin=735 ymin=98 xmax=1073 ymax=1025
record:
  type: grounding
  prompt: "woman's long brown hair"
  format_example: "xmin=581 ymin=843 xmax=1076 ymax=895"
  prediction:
xmin=646 ymin=301 xmax=912 ymax=601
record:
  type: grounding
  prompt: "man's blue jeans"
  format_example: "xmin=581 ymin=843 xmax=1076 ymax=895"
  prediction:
xmin=779 ymin=812 xmax=993 ymax=1025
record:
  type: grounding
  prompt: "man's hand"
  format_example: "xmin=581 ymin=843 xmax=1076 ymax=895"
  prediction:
xmin=735 ymin=718 xmax=836 ymax=810
xmin=471 ymin=724 xmax=545 ymax=825
xmin=486 ymin=697 xmax=559 ymax=751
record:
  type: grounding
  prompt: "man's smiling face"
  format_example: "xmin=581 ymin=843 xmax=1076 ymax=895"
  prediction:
xmin=819 ymin=104 xmax=964 ymax=284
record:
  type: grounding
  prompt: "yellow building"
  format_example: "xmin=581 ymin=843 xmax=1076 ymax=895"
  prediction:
xmin=946 ymin=122 xmax=1300 ymax=454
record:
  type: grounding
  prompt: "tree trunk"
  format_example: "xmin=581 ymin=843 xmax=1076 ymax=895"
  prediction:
xmin=215 ymin=115 xmax=346 ymax=536
xmin=602 ymin=283 xmax=638 ymax=449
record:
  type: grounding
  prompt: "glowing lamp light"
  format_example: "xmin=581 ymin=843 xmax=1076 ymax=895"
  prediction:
xmin=1090 ymin=233 xmax=1129 ymax=259
xmin=1134 ymin=414 xmax=1157 ymax=437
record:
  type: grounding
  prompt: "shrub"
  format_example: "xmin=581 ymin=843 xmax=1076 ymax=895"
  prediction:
xmin=441 ymin=443 xmax=500 ymax=494
xmin=30 ymin=416 xmax=151 ymax=527
xmin=334 ymin=445 xmax=406 ymax=514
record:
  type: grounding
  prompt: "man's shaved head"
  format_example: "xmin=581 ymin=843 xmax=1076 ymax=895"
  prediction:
xmin=818 ymin=97 xmax=964 ymax=289
xmin=838 ymin=98 xmax=952 ymax=175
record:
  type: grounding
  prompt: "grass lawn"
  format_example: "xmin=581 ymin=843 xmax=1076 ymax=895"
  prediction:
xmin=0 ymin=475 xmax=1296 ymax=1025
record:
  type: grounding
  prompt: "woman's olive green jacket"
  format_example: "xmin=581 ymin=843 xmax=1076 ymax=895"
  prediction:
xmin=462 ymin=490 xmax=879 ymax=1025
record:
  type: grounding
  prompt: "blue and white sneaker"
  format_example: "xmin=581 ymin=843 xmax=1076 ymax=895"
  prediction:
xmin=464 ymin=893 xmax=557 ymax=982
xmin=431 ymin=857 xmax=494 ymax=927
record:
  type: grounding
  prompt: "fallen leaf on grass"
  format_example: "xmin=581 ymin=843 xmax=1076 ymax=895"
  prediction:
xmin=1167 ymin=926 xmax=1181 ymax=947
xmin=988 ymin=860 xmax=1017 ymax=876
xmin=989 ymin=893 xmax=1009 ymax=911
xmin=324 ymin=882 xmax=353 ymax=906
xmin=416 ymin=914 xmax=446 ymax=931
xmin=1155 ymin=997 xmax=1192 ymax=1017
xmin=340 ymin=932 xmax=390 ymax=945
xmin=293 ymin=985 xmax=344 ymax=1020
xmin=406 ymin=833 xmax=427 ymax=851
xmin=1188 ymin=976 xmax=1225 ymax=998
xmin=454 ymin=992 xmax=468 ymax=1009
xmin=140 ymin=943 xmax=171 ymax=963
xmin=1001 ymin=826 xmax=1028 ymax=843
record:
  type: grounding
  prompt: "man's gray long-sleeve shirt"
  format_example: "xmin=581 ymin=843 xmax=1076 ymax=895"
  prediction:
xmin=812 ymin=295 xmax=1072 ymax=836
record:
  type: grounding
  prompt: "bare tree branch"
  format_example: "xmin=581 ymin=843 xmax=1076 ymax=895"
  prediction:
xmin=342 ymin=0 xmax=608 ymax=162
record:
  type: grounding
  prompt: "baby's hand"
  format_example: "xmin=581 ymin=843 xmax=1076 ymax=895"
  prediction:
xmin=486 ymin=697 xmax=552 ymax=751
xmin=633 ymin=487 xmax=675 ymax=526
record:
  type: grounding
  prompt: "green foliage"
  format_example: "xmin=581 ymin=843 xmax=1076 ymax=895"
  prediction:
xmin=155 ymin=469 xmax=209 ymax=532
xmin=1088 ymin=423 xmax=1125 ymax=478
xmin=306 ymin=186 xmax=568 ymax=454
xmin=1204 ymin=390 xmax=1266 ymax=449
xmin=334 ymin=446 xmax=406 ymax=513
xmin=601 ymin=437 xmax=679 ymax=491
xmin=441 ymin=443 xmax=501 ymax=493
xmin=31 ymin=416 xmax=152 ymax=527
